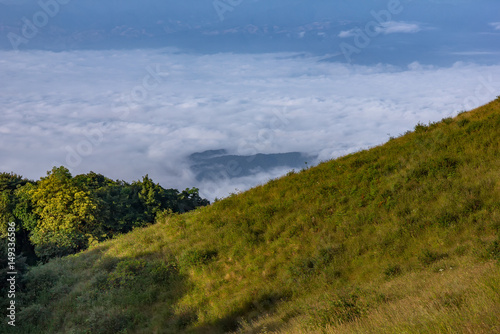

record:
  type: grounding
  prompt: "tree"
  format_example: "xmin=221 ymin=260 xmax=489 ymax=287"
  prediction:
xmin=0 ymin=172 xmax=29 ymax=192
xmin=136 ymin=175 xmax=179 ymax=220
xmin=0 ymin=190 xmax=15 ymax=238
xmin=27 ymin=167 xmax=100 ymax=259
xmin=178 ymin=188 xmax=210 ymax=212
xmin=93 ymin=180 xmax=147 ymax=236
xmin=73 ymin=171 xmax=115 ymax=190
xmin=0 ymin=167 xmax=211 ymax=261
xmin=0 ymin=173 xmax=37 ymax=263
xmin=0 ymin=172 xmax=30 ymax=237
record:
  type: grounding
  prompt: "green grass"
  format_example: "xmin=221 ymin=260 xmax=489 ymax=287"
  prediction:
xmin=8 ymin=99 xmax=500 ymax=334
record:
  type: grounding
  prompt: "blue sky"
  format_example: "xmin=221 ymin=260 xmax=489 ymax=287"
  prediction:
xmin=2 ymin=0 xmax=500 ymax=64
xmin=1 ymin=0 xmax=499 ymax=199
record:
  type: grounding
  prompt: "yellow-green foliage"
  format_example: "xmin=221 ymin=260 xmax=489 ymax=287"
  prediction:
xmin=12 ymin=99 xmax=500 ymax=334
xmin=27 ymin=167 xmax=99 ymax=259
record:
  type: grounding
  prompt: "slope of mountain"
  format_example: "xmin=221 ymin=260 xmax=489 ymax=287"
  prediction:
xmin=10 ymin=98 xmax=500 ymax=333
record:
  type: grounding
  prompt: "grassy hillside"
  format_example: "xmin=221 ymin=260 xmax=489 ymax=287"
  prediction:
xmin=10 ymin=99 xmax=500 ymax=334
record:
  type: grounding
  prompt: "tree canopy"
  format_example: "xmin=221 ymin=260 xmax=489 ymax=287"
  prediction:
xmin=0 ymin=167 xmax=210 ymax=262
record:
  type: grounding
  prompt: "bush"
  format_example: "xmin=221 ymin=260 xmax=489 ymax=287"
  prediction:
xmin=288 ymin=257 xmax=317 ymax=280
xmin=487 ymin=239 xmax=500 ymax=261
xmin=442 ymin=117 xmax=453 ymax=124
xmin=85 ymin=308 xmax=133 ymax=334
xmin=174 ymin=310 xmax=198 ymax=330
xmin=414 ymin=123 xmax=428 ymax=132
xmin=179 ymin=249 xmax=218 ymax=268
xmin=419 ymin=249 xmax=448 ymax=266
xmin=94 ymin=256 xmax=120 ymax=273
xmin=24 ymin=266 xmax=59 ymax=294
xmin=384 ymin=264 xmax=402 ymax=278
xmin=465 ymin=121 xmax=483 ymax=134
xmin=107 ymin=259 xmax=147 ymax=288
xmin=288 ymin=246 xmax=344 ymax=281
xmin=436 ymin=210 xmax=460 ymax=227
xmin=17 ymin=303 xmax=47 ymax=324
xmin=457 ymin=119 xmax=470 ymax=127
xmin=308 ymin=293 xmax=365 ymax=328
xmin=150 ymin=261 xmax=177 ymax=284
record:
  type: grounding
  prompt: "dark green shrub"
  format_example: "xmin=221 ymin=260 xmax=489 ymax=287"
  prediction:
xmin=108 ymin=259 xmax=147 ymax=288
xmin=442 ymin=117 xmax=453 ymax=124
xmin=85 ymin=309 xmax=133 ymax=334
xmin=179 ymin=249 xmax=218 ymax=268
xmin=150 ymin=261 xmax=177 ymax=284
xmin=457 ymin=119 xmax=470 ymax=127
xmin=350 ymin=157 xmax=371 ymax=168
xmin=384 ymin=264 xmax=402 ymax=278
xmin=436 ymin=211 xmax=460 ymax=227
xmin=410 ymin=156 xmax=460 ymax=180
xmin=175 ymin=310 xmax=198 ymax=330
xmin=24 ymin=266 xmax=59 ymax=296
xmin=288 ymin=257 xmax=316 ymax=280
xmin=465 ymin=121 xmax=483 ymax=134
xmin=17 ymin=303 xmax=47 ymax=324
xmin=89 ymin=271 xmax=109 ymax=291
xmin=309 ymin=293 xmax=365 ymax=328
xmin=487 ymin=239 xmax=500 ymax=261
xmin=436 ymin=156 xmax=460 ymax=170
xmin=409 ymin=164 xmax=429 ymax=179
xmin=316 ymin=245 xmax=344 ymax=266
xmin=288 ymin=246 xmax=344 ymax=281
xmin=419 ymin=249 xmax=448 ymax=265
xmin=95 ymin=256 xmax=120 ymax=273
xmin=454 ymin=245 xmax=469 ymax=256
xmin=414 ymin=123 xmax=428 ymax=132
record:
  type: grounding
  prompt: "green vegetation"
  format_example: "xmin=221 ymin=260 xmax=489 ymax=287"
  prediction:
xmin=4 ymin=99 xmax=500 ymax=333
xmin=0 ymin=168 xmax=209 ymax=262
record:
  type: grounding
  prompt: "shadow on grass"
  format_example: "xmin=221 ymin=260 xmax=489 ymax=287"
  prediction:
xmin=186 ymin=291 xmax=290 ymax=334
xmin=12 ymin=248 xmax=189 ymax=334
xmin=13 ymin=245 xmax=289 ymax=334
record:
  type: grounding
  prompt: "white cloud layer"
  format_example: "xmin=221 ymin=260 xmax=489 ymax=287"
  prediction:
xmin=490 ymin=22 xmax=500 ymax=30
xmin=1 ymin=49 xmax=499 ymax=200
xmin=379 ymin=21 xmax=422 ymax=34
xmin=339 ymin=21 xmax=422 ymax=38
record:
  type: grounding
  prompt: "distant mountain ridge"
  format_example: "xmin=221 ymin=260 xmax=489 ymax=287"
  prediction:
xmin=189 ymin=149 xmax=316 ymax=181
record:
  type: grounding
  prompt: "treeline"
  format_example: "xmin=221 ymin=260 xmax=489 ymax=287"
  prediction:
xmin=0 ymin=167 xmax=209 ymax=263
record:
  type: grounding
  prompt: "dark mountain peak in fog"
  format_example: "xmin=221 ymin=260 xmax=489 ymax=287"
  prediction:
xmin=189 ymin=150 xmax=316 ymax=182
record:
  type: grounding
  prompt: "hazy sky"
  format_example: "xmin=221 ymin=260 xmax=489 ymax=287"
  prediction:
xmin=1 ymin=1 xmax=499 ymax=199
